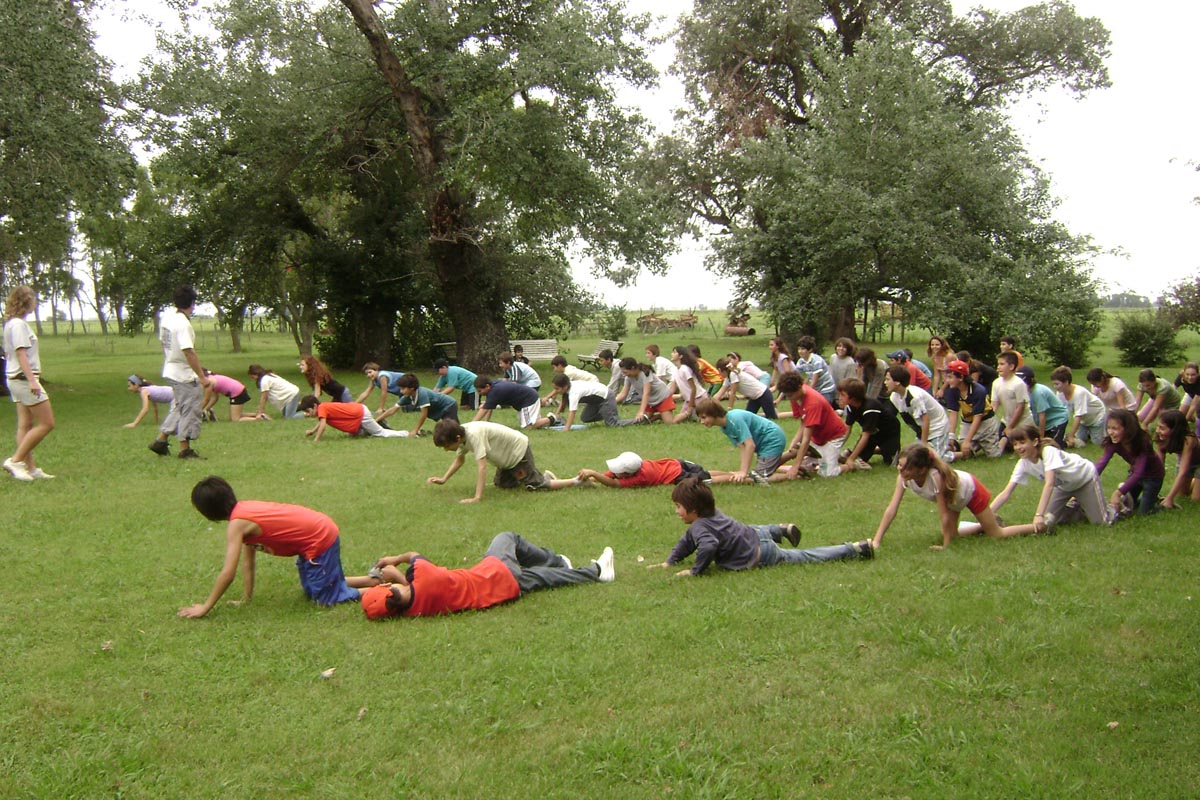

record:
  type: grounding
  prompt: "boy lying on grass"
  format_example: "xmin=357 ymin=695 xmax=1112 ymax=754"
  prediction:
xmin=299 ymin=396 xmax=408 ymax=441
xmin=357 ymin=534 xmax=614 ymax=619
xmin=553 ymin=450 xmax=710 ymax=489
xmin=649 ymin=478 xmax=874 ymax=576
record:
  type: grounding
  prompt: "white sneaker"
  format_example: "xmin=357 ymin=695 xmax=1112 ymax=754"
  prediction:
xmin=29 ymin=467 xmax=55 ymax=480
xmin=854 ymin=458 xmax=872 ymax=471
xmin=595 ymin=547 xmax=615 ymax=582
xmin=3 ymin=458 xmax=33 ymax=482
xmin=559 ymin=555 xmax=573 ymax=570
xmin=543 ymin=470 xmax=557 ymax=481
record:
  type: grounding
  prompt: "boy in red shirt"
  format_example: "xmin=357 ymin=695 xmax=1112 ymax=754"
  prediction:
xmin=179 ymin=476 xmax=361 ymax=618
xmin=298 ymin=396 xmax=408 ymax=440
xmin=565 ymin=450 xmax=711 ymax=488
xmin=778 ymin=372 xmax=849 ymax=478
xmin=357 ymin=534 xmax=615 ymax=619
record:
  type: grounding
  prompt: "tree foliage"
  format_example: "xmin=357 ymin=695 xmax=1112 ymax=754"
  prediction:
xmin=666 ymin=0 xmax=1111 ymax=349
xmin=0 ymin=0 xmax=135 ymax=288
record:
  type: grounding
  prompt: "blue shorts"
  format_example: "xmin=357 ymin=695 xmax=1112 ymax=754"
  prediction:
xmin=296 ymin=536 xmax=358 ymax=606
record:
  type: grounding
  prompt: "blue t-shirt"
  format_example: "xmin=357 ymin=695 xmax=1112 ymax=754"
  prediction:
xmin=482 ymin=380 xmax=540 ymax=410
xmin=795 ymin=353 xmax=835 ymax=397
xmin=378 ymin=370 xmax=405 ymax=397
xmin=435 ymin=366 xmax=477 ymax=394
xmin=721 ymin=409 xmax=786 ymax=457
xmin=1029 ymin=383 xmax=1070 ymax=428
xmin=398 ymin=386 xmax=457 ymax=418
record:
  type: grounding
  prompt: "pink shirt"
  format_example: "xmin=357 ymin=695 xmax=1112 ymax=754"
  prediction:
xmin=209 ymin=374 xmax=246 ymax=397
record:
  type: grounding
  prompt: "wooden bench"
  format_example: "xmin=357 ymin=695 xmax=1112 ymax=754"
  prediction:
xmin=508 ymin=339 xmax=559 ymax=362
xmin=578 ymin=339 xmax=623 ymax=369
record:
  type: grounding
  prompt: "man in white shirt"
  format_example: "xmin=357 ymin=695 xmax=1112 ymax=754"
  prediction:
xmin=150 ymin=286 xmax=211 ymax=459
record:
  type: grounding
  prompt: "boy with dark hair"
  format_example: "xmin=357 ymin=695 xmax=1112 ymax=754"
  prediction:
xmin=956 ymin=350 xmax=998 ymax=394
xmin=432 ymin=358 xmax=478 ymax=410
xmin=794 ymin=335 xmax=836 ymax=405
xmin=179 ymin=476 xmax=360 ymax=617
xmin=991 ymin=351 xmax=1032 ymax=449
xmin=545 ymin=355 xmax=597 ymax=405
xmin=998 ymin=336 xmax=1024 ymax=368
xmin=394 ymin=373 xmax=459 ymax=437
xmin=299 ymin=395 xmax=408 ymax=440
xmin=150 ymin=285 xmax=212 ymax=459
xmin=778 ymin=371 xmax=849 ymax=478
xmin=885 ymin=349 xmax=931 ymax=391
xmin=541 ymin=373 xmax=625 ymax=430
xmin=837 ymin=377 xmax=901 ymax=471
xmin=1016 ymin=366 xmax=1070 ymax=446
xmin=695 ymin=396 xmax=787 ymax=485
xmin=473 ymin=376 xmax=545 ymax=429
xmin=1050 ymin=365 xmax=1107 ymax=446
xmin=649 ymin=478 xmax=873 ymax=576
xmin=942 ymin=360 xmax=1002 ymax=459
xmin=885 ymin=365 xmax=951 ymax=459
xmin=357 ymin=534 xmax=613 ymax=619
xmin=499 ymin=352 xmax=541 ymax=389
xmin=429 ymin=419 xmax=553 ymax=502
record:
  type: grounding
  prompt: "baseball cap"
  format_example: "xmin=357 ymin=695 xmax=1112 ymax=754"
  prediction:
xmin=945 ymin=360 xmax=970 ymax=376
xmin=606 ymin=451 xmax=643 ymax=475
xmin=361 ymin=585 xmax=396 ymax=620
xmin=886 ymin=350 xmax=908 ymax=361
xmin=1016 ymin=366 xmax=1035 ymax=381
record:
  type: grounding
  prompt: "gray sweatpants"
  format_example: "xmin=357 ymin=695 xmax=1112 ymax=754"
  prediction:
xmin=161 ymin=379 xmax=203 ymax=442
xmin=485 ymin=533 xmax=600 ymax=594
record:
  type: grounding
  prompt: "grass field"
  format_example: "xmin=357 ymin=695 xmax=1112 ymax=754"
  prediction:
xmin=2 ymin=312 xmax=1198 ymax=798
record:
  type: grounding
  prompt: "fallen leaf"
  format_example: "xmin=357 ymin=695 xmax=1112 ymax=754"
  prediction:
xmin=100 ymin=641 xmax=114 ymax=651
xmin=636 ymin=555 xmax=645 ymax=563
xmin=320 ymin=667 xmax=336 ymax=679
xmin=1107 ymin=721 xmax=1119 ymax=730
xmin=357 ymin=707 xmax=368 ymax=721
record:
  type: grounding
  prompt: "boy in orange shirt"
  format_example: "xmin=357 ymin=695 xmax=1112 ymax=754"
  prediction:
xmin=298 ymin=395 xmax=408 ymax=440
xmin=179 ymin=476 xmax=363 ymax=618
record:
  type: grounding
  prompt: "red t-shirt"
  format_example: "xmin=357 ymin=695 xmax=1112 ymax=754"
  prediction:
xmin=605 ymin=458 xmax=683 ymax=487
xmin=799 ymin=390 xmax=849 ymax=446
xmin=403 ymin=556 xmax=520 ymax=617
xmin=907 ymin=363 xmax=931 ymax=391
xmin=233 ymin=500 xmax=338 ymax=560
xmin=317 ymin=402 xmax=364 ymax=434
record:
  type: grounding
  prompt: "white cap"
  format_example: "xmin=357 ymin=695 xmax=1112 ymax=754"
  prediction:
xmin=605 ymin=451 xmax=643 ymax=475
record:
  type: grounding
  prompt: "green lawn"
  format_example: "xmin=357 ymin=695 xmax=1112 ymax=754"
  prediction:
xmin=1 ymin=317 xmax=1197 ymax=798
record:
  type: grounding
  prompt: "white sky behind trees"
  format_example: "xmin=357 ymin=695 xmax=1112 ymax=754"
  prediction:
xmin=93 ymin=0 xmax=1200 ymax=312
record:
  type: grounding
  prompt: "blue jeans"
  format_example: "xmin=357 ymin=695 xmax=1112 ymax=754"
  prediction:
xmin=754 ymin=527 xmax=860 ymax=567
xmin=1126 ymin=477 xmax=1163 ymax=515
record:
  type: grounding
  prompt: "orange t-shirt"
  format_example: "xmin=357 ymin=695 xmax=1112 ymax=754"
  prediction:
xmin=317 ymin=402 xmax=364 ymax=434
xmin=233 ymin=500 xmax=338 ymax=560
xmin=605 ymin=457 xmax=683 ymax=487
xmin=696 ymin=358 xmax=722 ymax=386
xmin=403 ymin=556 xmax=520 ymax=617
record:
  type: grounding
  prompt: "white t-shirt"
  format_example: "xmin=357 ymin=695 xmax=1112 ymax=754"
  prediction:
xmin=1060 ymin=384 xmax=1106 ymax=426
xmin=906 ymin=469 xmax=977 ymax=512
xmin=891 ymin=385 xmax=948 ymax=441
xmin=652 ymin=356 xmax=676 ymax=382
xmin=674 ymin=365 xmax=698 ymax=401
xmin=160 ymin=308 xmax=197 ymax=382
xmin=567 ymin=380 xmax=609 ymax=410
xmin=736 ymin=360 xmax=766 ymax=381
xmin=1008 ymin=445 xmax=1097 ymax=493
xmin=724 ymin=369 xmax=767 ymax=400
xmin=3 ymin=317 xmax=39 ymax=377
xmin=991 ymin=374 xmax=1033 ymax=428
xmin=259 ymin=373 xmax=300 ymax=409
xmin=562 ymin=365 xmax=597 ymax=384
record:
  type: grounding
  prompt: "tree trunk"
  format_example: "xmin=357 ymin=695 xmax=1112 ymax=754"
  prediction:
xmin=434 ymin=237 xmax=508 ymax=374
xmin=827 ymin=303 xmax=857 ymax=342
xmin=352 ymin=305 xmax=397 ymax=368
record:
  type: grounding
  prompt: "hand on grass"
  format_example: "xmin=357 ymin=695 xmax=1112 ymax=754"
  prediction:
xmin=123 ymin=422 xmax=137 ymax=429
xmin=647 ymin=562 xmax=670 ymax=569
xmin=178 ymin=604 xmax=208 ymax=618
xmin=427 ymin=476 xmax=446 ymax=485
xmin=674 ymin=569 xmax=693 ymax=577
xmin=460 ymin=497 xmax=480 ymax=504
xmin=929 ymin=545 xmax=946 ymax=551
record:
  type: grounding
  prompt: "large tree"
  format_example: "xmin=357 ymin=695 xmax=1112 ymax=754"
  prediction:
xmin=338 ymin=0 xmax=676 ymax=370
xmin=0 ymin=0 xmax=134 ymax=287
xmin=666 ymin=0 xmax=1110 ymax=355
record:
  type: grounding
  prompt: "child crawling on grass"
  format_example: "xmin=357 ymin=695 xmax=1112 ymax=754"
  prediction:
xmin=873 ymin=443 xmax=1038 ymax=551
xmin=179 ymin=476 xmax=361 ymax=618
xmin=546 ymin=450 xmax=711 ymax=489
xmin=649 ymin=478 xmax=874 ymax=576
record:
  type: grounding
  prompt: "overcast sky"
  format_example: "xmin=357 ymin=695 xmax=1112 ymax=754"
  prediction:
xmin=93 ymin=0 xmax=1200 ymax=312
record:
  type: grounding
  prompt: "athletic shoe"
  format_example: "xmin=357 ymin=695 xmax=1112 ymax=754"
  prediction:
xmin=543 ymin=470 xmax=557 ymax=482
xmin=781 ymin=523 xmax=801 ymax=547
xmin=854 ymin=458 xmax=872 ymax=471
xmin=29 ymin=467 xmax=55 ymax=479
xmin=179 ymin=448 xmax=201 ymax=459
xmin=366 ymin=567 xmax=385 ymax=582
xmin=850 ymin=540 xmax=875 ymax=560
xmin=559 ymin=555 xmax=573 ymax=570
xmin=3 ymin=457 xmax=33 ymax=482
xmin=595 ymin=547 xmax=615 ymax=582
xmin=749 ymin=471 xmax=771 ymax=487
xmin=546 ymin=413 xmax=560 ymax=427
xmin=148 ymin=440 xmax=170 ymax=456
xmin=1041 ymin=512 xmax=1056 ymax=532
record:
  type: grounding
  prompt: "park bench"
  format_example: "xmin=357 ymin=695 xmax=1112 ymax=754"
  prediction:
xmin=508 ymin=338 xmax=559 ymax=361
xmin=578 ymin=339 xmax=623 ymax=369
